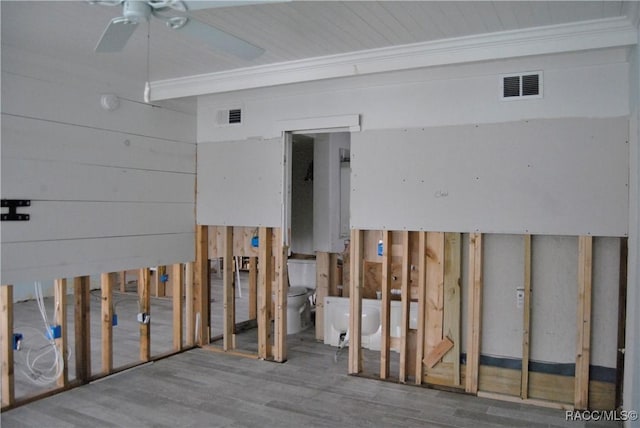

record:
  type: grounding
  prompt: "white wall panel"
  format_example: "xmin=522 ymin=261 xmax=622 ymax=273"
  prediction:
xmin=530 ymin=236 xmax=578 ymax=363
xmin=351 ymin=118 xmax=628 ymax=236
xmin=2 ymin=159 xmax=194 ymax=203
xmin=1 ymin=202 xmax=194 ymax=243
xmin=481 ymin=234 xmax=525 ymax=359
xmin=2 ymin=233 xmax=194 ymax=284
xmin=2 ymin=72 xmax=194 ymax=143
xmin=1 ymin=53 xmax=196 ymax=286
xmin=2 ymin=115 xmax=195 ymax=173
xmin=198 ymin=49 xmax=629 ymax=142
xmin=197 ymin=138 xmax=283 ymax=227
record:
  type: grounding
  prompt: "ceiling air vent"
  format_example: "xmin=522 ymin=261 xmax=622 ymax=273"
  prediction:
xmin=501 ymin=72 xmax=542 ymax=100
xmin=216 ymin=108 xmax=243 ymax=126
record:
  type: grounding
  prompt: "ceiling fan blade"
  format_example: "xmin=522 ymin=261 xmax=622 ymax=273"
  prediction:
xmin=178 ymin=18 xmax=264 ymax=60
xmin=182 ymin=0 xmax=287 ymax=11
xmin=95 ymin=17 xmax=140 ymax=53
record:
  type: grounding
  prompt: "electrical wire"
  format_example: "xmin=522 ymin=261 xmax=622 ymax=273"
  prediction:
xmin=13 ymin=282 xmax=65 ymax=386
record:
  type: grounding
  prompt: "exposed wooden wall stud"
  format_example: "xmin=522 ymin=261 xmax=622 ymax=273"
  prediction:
xmin=1 ymin=285 xmax=14 ymax=407
xmin=195 ymin=225 xmax=210 ymax=346
xmin=465 ymin=233 xmax=482 ymax=394
xmin=258 ymin=227 xmax=273 ymax=360
xmin=380 ymin=230 xmax=392 ymax=380
xmin=172 ymin=263 xmax=183 ymax=351
xmin=443 ymin=232 xmax=462 ymax=386
xmin=139 ymin=268 xmax=151 ymax=362
xmin=415 ymin=231 xmax=427 ymax=385
xmin=185 ymin=262 xmax=195 ymax=347
xmin=348 ymin=229 xmax=363 ymax=375
xmin=249 ymin=257 xmax=258 ymax=321
xmin=399 ymin=231 xmax=411 ymax=383
xmin=74 ymin=276 xmax=91 ymax=383
xmin=101 ymin=273 xmax=114 ymax=374
xmin=54 ymin=278 xmax=68 ymax=387
xmin=274 ymin=230 xmax=288 ymax=362
xmin=223 ymin=226 xmax=235 ymax=351
xmin=575 ymin=235 xmax=593 ymax=409
xmin=316 ymin=252 xmax=330 ymax=341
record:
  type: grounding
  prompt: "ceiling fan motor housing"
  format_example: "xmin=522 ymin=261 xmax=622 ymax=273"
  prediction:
xmin=122 ymin=1 xmax=151 ymax=24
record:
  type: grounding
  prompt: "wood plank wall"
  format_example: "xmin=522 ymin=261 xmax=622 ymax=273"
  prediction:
xmin=1 ymin=60 xmax=196 ymax=285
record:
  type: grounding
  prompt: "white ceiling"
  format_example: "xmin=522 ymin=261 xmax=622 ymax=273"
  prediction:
xmin=1 ymin=1 xmax=634 ymax=84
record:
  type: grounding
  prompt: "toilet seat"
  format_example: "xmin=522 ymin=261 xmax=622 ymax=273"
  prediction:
xmin=288 ymin=286 xmax=309 ymax=297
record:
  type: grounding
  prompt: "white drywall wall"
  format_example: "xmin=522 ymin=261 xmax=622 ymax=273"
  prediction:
xmin=1 ymin=47 xmax=196 ymax=287
xmin=592 ymin=237 xmax=621 ymax=368
xmin=481 ymin=234 xmax=525 ymax=359
xmin=351 ymin=118 xmax=628 ymax=237
xmin=530 ymin=236 xmax=578 ymax=364
xmin=478 ymin=234 xmax=619 ymax=368
xmin=290 ymin=137 xmax=314 ymax=255
xmin=198 ymin=48 xmax=629 ymax=142
xmin=196 ymin=138 xmax=283 ymax=227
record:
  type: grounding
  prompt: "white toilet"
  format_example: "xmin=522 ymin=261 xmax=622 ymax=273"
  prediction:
xmin=286 ymin=258 xmax=316 ymax=334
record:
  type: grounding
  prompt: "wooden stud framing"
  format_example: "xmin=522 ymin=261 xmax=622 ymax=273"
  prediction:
xmin=399 ymin=231 xmax=411 ymax=383
xmin=101 ymin=273 xmax=113 ymax=374
xmin=316 ymin=252 xmax=330 ymax=341
xmin=172 ymin=263 xmax=183 ymax=351
xmin=74 ymin=276 xmax=91 ymax=383
xmin=120 ymin=271 xmax=127 ymax=293
xmin=415 ymin=231 xmax=427 ymax=385
xmin=223 ymin=226 xmax=235 ymax=351
xmin=575 ymin=235 xmax=593 ymax=409
xmin=465 ymin=233 xmax=482 ymax=394
xmin=521 ymin=235 xmax=532 ymax=399
xmin=348 ymin=229 xmax=363 ymax=375
xmin=185 ymin=262 xmax=195 ymax=347
xmin=380 ymin=230 xmax=392 ymax=380
xmin=329 ymin=253 xmax=340 ymax=297
xmin=274 ymin=230 xmax=288 ymax=363
xmin=54 ymin=279 xmax=68 ymax=387
xmin=249 ymin=257 xmax=258 ymax=320
xmin=139 ymin=268 xmax=151 ymax=362
xmin=1 ymin=285 xmax=14 ymax=407
xmin=195 ymin=225 xmax=210 ymax=346
xmin=425 ymin=232 xmax=445 ymax=370
xmin=155 ymin=265 xmax=167 ymax=297
xmin=443 ymin=232 xmax=462 ymax=386
xmin=258 ymin=227 xmax=273 ymax=360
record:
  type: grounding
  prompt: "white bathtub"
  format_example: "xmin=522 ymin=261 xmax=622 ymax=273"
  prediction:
xmin=323 ymin=296 xmax=418 ymax=351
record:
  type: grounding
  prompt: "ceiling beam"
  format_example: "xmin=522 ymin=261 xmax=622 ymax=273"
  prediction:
xmin=149 ymin=16 xmax=637 ymax=101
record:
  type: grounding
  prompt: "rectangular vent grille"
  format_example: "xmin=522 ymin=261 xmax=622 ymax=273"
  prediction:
xmin=216 ymin=108 xmax=243 ymax=126
xmin=229 ymin=109 xmax=242 ymax=124
xmin=501 ymin=72 xmax=542 ymax=100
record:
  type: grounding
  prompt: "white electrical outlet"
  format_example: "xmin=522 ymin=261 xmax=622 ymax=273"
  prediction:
xmin=516 ymin=288 xmax=525 ymax=309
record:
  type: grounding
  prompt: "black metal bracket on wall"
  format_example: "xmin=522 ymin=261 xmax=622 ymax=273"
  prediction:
xmin=1 ymin=199 xmax=31 ymax=221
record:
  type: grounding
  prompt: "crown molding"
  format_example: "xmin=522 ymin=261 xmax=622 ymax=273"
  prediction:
xmin=149 ymin=16 xmax=638 ymax=101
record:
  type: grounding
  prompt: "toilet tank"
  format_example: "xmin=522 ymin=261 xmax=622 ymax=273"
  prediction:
xmin=287 ymin=258 xmax=316 ymax=289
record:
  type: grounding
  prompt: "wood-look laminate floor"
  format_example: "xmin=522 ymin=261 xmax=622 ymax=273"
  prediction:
xmin=2 ymin=326 xmax=622 ymax=428
xmin=2 ymin=269 xmax=622 ymax=427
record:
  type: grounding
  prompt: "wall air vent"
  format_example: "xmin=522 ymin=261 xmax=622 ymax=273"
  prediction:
xmin=216 ymin=108 xmax=243 ymax=126
xmin=228 ymin=108 xmax=242 ymax=124
xmin=501 ymin=72 xmax=542 ymax=100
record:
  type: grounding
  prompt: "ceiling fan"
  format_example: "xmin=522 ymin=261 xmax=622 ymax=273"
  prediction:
xmin=90 ymin=0 xmax=271 ymax=60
